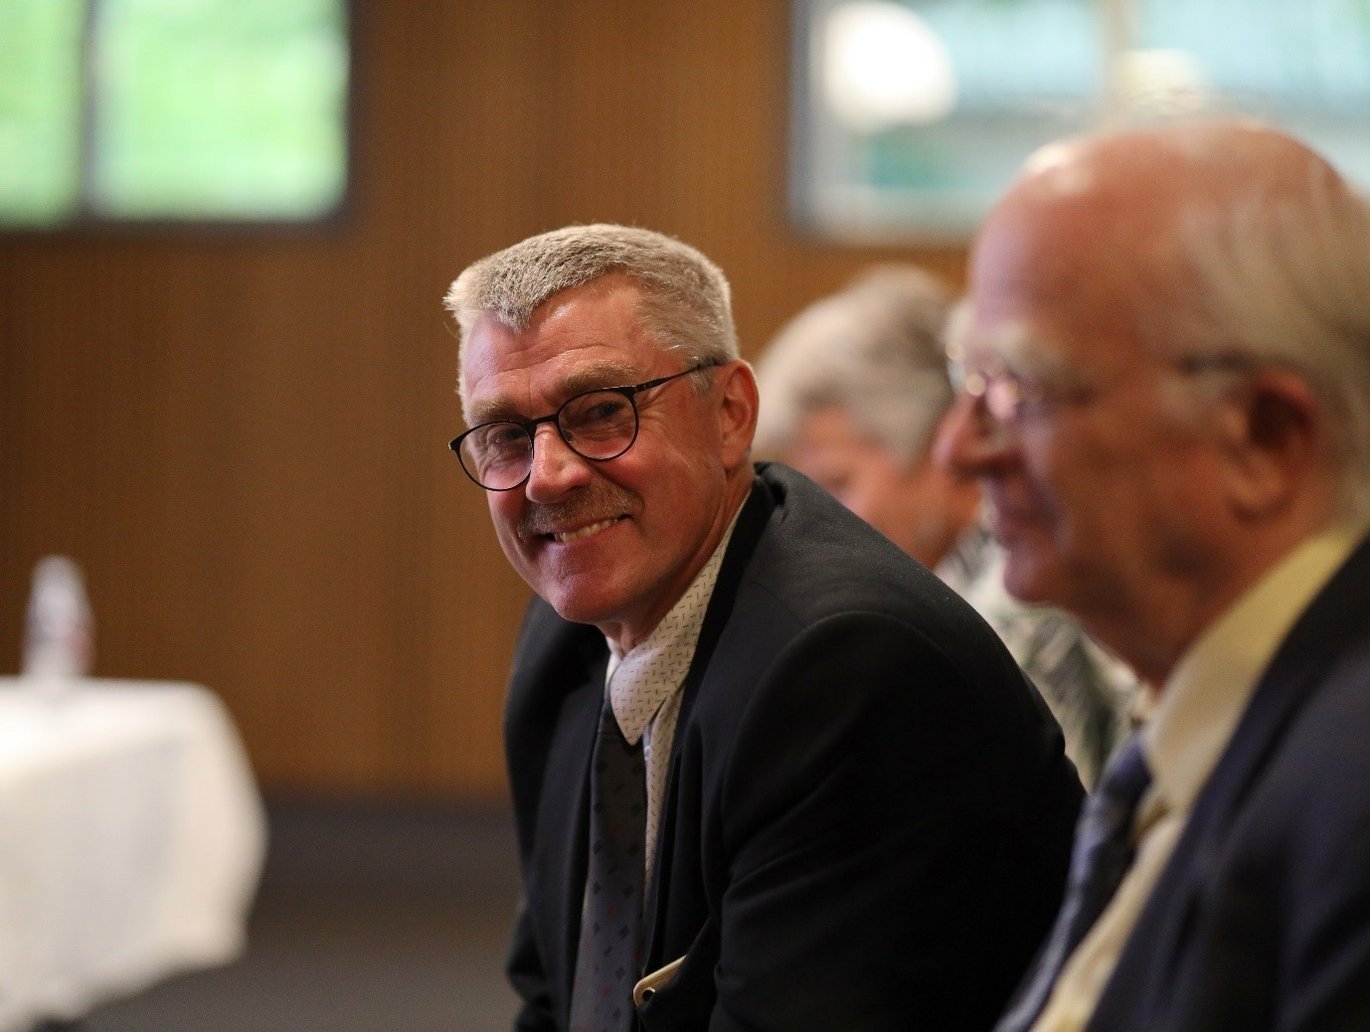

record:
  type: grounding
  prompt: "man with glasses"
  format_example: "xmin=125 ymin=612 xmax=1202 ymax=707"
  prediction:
xmin=444 ymin=224 xmax=1083 ymax=1031
xmin=937 ymin=122 xmax=1370 ymax=1031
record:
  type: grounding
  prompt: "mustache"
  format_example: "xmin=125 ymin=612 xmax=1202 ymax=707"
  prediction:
xmin=516 ymin=487 xmax=640 ymax=539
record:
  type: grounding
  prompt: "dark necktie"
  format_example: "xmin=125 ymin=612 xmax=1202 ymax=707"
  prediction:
xmin=568 ymin=697 xmax=647 ymax=1032
xmin=995 ymin=733 xmax=1153 ymax=1032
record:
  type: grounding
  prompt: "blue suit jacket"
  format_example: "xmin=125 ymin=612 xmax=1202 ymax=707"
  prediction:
xmin=1089 ymin=533 xmax=1370 ymax=1031
xmin=504 ymin=463 xmax=1084 ymax=1031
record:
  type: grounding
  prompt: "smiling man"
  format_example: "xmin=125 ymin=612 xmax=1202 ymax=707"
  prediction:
xmin=444 ymin=224 xmax=1083 ymax=1032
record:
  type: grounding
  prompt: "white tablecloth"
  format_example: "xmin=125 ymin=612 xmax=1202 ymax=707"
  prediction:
xmin=0 ymin=678 xmax=267 ymax=1032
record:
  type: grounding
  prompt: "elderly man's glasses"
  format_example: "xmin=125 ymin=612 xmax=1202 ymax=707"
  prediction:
xmin=946 ymin=351 xmax=1256 ymax=427
xmin=451 ymin=360 xmax=720 ymax=491
xmin=945 ymin=355 xmax=1098 ymax=425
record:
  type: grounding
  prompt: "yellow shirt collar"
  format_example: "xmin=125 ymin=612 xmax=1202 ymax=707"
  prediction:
xmin=1145 ymin=522 xmax=1369 ymax=814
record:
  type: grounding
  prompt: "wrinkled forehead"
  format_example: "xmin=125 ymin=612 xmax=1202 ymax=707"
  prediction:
xmin=459 ymin=278 xmax=661 ymax=411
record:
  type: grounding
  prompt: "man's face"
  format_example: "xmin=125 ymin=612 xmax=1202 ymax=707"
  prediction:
xmin=786 ymin=404 xmax=974 ymax=566
xmin=460 ymin=275 xmax=750 ymax=648
xmin=935 ymin=201 xmax=1230 ymax=625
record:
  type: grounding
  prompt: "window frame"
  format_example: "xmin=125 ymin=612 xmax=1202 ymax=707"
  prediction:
xmin=0 ymin=0 xmax=357 ymax=238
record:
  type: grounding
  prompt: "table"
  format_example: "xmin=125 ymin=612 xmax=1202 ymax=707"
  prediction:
xmin=0 ymin=678 xmax=267 ymax=1032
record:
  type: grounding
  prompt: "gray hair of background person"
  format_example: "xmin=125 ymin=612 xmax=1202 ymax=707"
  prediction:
xmin=1111 ymin=128 xmax=1370 ymax=517
xmin=444 ymin=224 xmax=739 ymax=416
xmin=753 ymin=265 xmax=956 ymax=467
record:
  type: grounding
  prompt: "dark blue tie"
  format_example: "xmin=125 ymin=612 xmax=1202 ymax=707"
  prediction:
xmin=995 ymin=734 xmax=1153 ymax=1032
xmin=568 ymin=698 xmax=647 ymax=1032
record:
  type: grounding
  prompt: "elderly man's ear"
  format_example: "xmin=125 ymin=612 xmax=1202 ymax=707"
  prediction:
xmin=1218 ymin=369 xmax=1326 ymax=519
xmin=717 ymin=361 xmax=761 ymax=471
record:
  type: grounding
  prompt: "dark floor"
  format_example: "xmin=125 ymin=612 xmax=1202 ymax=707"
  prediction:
xmin=78 ymin=802 xmax=522 ymax=1032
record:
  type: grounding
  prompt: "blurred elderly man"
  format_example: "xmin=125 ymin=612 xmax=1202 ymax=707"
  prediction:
xmin=937 ymin=121 xmax=1370 ymax=1031
xmin=755 ymin=266 xmax=1134 ymax=787
xmin=444 ymin=225 xmax=1082 ymax=1031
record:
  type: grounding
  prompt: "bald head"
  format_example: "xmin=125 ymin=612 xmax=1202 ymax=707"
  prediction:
xmin=938 ymin=120 xmax=1370 ymax=676
xmin=975 ymin=123 xmax=1345 ymax=343
xmin=964 ymin=119 xmax=1370 ymax=513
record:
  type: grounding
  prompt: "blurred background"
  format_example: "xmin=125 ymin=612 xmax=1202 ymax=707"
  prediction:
xmin=1 ymin=1 xmax=1366 ymax=1028
xmin=0 ymin=1 xmax=970 ymax=808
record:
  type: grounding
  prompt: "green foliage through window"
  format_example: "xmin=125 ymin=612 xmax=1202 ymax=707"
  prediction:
xmin=0 ymin=0 xmax=349 ymax=226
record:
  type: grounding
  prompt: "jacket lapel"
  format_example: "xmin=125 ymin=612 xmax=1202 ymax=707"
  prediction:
xmin=1093 ymin=533 xmax=1370 ymax=1026
xmin=641 ymin=474 xmax=778 ymax=966
xmin=511 ymin=613 xmax=606 ymax=1017
xmin=1179 ymin=534 xmax=1370 ymax=846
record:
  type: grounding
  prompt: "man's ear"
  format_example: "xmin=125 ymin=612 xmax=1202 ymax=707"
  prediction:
xmin=715 ymin=360 xmax=760 ymax=471
xmin=1218 ymin=369 xmax=1322 ymax=518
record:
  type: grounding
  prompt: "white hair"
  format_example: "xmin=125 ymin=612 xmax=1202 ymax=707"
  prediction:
xmin=1148 ymin=143 xmax=1370 ymax=516
xmin=753 ymin=265 xmax=955 ymax=466
xmin=444 ymin=224 xmax=738 ymax=414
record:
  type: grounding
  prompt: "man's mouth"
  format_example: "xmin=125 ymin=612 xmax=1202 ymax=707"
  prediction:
xmin=517 ymin=489 xmax=639 ymax=543
xmin=547 ymin=516 xmax=623 ymax=543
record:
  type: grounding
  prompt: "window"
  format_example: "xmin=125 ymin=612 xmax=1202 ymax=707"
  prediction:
xmin=792 ymin=0 xmax=1370 ymax=242
xmin=0 ymin=0 xmax=350 ymax=227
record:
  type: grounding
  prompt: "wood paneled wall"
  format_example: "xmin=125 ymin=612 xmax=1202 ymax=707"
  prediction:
xmin=0 ymin=2 xmax=965 ymax=803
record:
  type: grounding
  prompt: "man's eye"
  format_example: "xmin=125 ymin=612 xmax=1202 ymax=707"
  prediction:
xmin=565 ymin=394 xmax=631 ymax=427
xmin=479 ymin=423 xmax=529 ymax=452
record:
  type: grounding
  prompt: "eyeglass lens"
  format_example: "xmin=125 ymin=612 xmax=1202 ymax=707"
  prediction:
xmin=952 ymin=362 xmax=1024 ymax=424
xmin=458 ymin=388 xmax=639 ymax=490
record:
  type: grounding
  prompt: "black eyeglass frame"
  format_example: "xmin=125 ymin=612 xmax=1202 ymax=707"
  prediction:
xmin=450 ymin=359 xmax=722 ymax=491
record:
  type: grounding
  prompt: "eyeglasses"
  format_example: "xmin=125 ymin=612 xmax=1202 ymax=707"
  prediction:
xmin=945 ymin=355 xmax=1092 ymax=425
xmin=451 ymin=360 xmax=720 ymax=491
xmin=946 ymin=350 xmax=1257 ymax=427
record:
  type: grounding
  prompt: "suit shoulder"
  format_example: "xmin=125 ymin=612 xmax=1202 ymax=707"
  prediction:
xmin=506 ymin=597 xmax=605 ymax=726
xmin=740 ymin=463 xmax=997 ymax=640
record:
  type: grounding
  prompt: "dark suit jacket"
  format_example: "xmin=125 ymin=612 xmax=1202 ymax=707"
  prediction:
xmin=504 ymin=463 xmax=1083 ymax=1031
xmin=1088 ymin=532 xmax=1370 ymax=1031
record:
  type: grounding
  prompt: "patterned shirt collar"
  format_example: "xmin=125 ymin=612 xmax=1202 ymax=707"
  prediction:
xmin=605 ymin=507 xmax=744 ymax=745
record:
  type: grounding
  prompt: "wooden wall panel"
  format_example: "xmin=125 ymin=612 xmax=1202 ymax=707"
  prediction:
xmin=0 ymin=1 xmax=966 ymax=803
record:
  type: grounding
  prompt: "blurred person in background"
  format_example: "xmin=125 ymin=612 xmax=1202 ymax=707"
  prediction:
xmin=444 ymin=224 xmax=1083 ymax=1031
xmin=755 ymin=266 xmax=1135 ymax=788
xmin=939 ymin=120 xmax=1370 ymax=1031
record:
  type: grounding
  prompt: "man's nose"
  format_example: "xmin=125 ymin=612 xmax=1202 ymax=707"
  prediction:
xmin=931 ymin=394 xmax=1015 ymax=476
xmin=524 ymin=423 xmax=593 ymax=502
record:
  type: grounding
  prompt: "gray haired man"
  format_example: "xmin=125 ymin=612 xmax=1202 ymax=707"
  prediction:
xmin=445 ymin=224 xmax=1082 ymax=1031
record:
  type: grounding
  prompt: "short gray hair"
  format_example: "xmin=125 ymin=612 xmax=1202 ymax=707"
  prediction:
xmin=754 ymin=265 xmax=955 ymax=465
xmin=1141 ymin=136 xmax=1370 ymax=516
xmin=445 ymin=224 xmax=738 ymax=413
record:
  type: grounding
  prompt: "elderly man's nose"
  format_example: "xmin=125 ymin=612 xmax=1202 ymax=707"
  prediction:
xmin=932 ymin=394 xmax=1010 ymax=474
